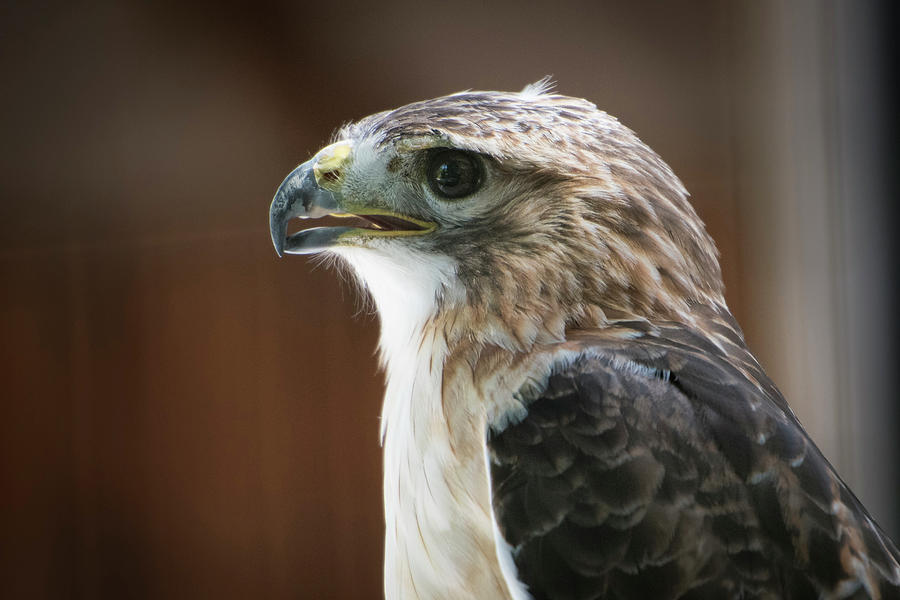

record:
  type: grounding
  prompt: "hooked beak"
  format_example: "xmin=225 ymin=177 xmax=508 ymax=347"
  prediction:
xmin=269 ymin=142 xmax=437 ymax=257
xmin=268 ymin=158 xmax=343 ymax=257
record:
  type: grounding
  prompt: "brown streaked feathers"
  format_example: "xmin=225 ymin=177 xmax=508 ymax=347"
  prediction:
xmin=339 ymin=91 xmax=724 ymax=340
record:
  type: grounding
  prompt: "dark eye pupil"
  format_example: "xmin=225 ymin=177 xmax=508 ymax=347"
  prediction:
xmin=436 ymin=162 xmax=461 ymax=188
xmin=427 ymin=150 xmax=482 ymax=199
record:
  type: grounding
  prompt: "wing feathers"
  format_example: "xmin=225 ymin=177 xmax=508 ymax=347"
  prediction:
xmin=488 ymin=319 xmax=900 ymax=599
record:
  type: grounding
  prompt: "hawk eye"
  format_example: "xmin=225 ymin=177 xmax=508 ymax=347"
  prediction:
xmin=426 ymin=150 xmax=483 ymax=199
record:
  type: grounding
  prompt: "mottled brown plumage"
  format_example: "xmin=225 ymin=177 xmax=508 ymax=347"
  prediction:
xmin=490 ymin=313 xmax=900 ymax=599
xmin=339 ymin=89 xmax=723 ymax=333
xmin=270 ymin=83 xmax=900 ymax=599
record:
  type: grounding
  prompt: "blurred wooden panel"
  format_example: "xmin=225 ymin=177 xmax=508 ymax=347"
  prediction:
xmin=1 ymin=236 xmax=384 ymax=598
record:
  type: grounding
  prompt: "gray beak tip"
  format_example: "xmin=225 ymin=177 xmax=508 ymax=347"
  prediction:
xmin=269 ymin=198 xmax=288 ymax=258
xmin=269 ymin=159 xmax=341 ymax=257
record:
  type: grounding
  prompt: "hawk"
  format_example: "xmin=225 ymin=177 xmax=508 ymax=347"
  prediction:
xmin=269 ymin=82 xmax=900 ymax=599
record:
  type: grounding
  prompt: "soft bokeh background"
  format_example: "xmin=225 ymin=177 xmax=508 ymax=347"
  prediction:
xmin=2 ymin=1 xmax=897 ymax=597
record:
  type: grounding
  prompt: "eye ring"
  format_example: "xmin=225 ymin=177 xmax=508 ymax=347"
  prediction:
xmin=426 ymin=149 xmax=484 ymax=199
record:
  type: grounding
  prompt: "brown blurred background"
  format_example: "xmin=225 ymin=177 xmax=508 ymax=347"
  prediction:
xmin=1 ymin=1 xmax=897 ymax=598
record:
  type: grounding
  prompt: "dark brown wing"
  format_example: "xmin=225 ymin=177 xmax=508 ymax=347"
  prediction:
xmin=488 ymin=320 xmax=900 ymax=600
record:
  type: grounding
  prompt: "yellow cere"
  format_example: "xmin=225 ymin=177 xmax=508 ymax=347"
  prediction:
xmin=313 ymin=141 xmax=353 ymax=189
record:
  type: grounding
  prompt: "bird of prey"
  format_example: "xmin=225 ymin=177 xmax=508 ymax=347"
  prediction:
xmin=269 ymin=82 xmax=900 ymax=600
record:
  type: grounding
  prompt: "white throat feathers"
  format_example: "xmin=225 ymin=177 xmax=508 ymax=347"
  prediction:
xmin=334 ymin=247 xmax=516 ymax=599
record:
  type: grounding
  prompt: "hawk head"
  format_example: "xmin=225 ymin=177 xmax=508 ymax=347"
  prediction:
xmin=270 ymin=84 xmax=724 ymax=353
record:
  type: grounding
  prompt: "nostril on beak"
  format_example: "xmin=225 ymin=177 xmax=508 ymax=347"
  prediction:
xmin=319 ymin=169 xmax=341 ymax=184
xmin=311 ymin=141 xmax=352 ymax=190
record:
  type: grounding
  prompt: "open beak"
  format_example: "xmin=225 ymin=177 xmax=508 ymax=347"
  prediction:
xmin=269 ymin=144 xmax=436 ymax=257
xmin=269 ymin=158 xmax=342 ymax=257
